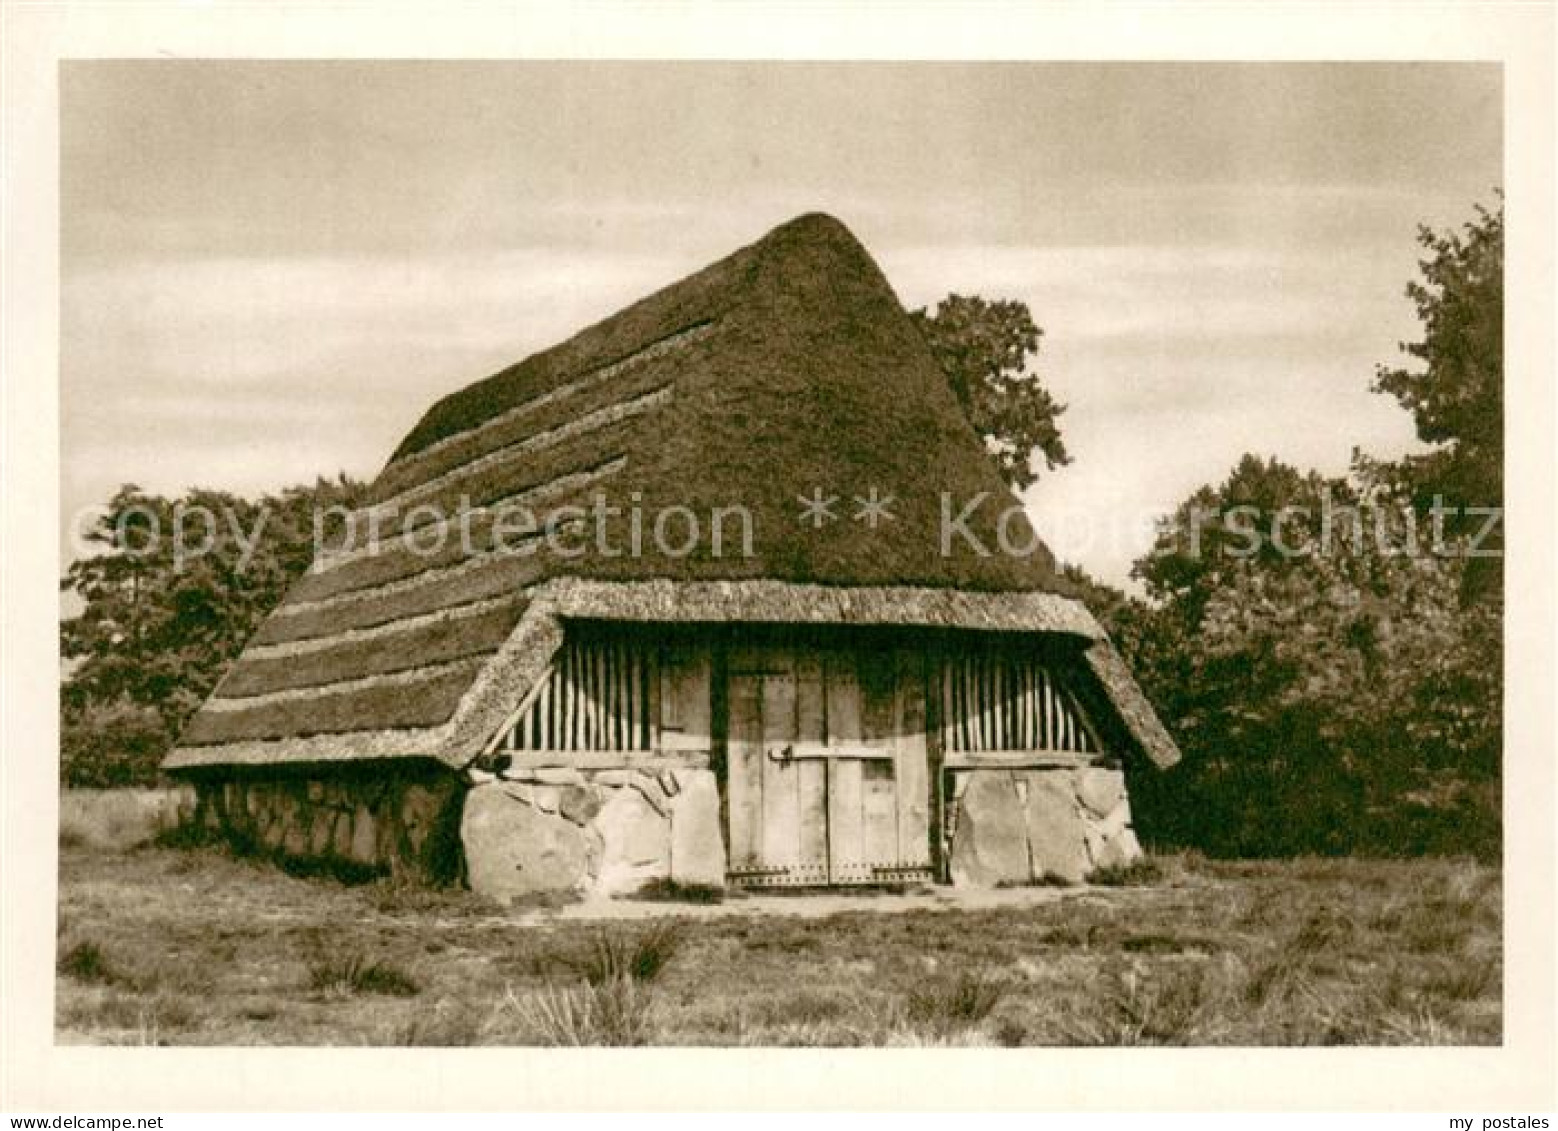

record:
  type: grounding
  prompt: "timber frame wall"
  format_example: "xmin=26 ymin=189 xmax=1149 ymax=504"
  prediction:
xmin=480 ymin=621 xmax=1130 ymax=885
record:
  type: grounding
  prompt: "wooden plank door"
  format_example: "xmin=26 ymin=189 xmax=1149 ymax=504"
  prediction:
xmin=824 ymin=648 xmax=932 ymax=884
xmin=726 ymin=645 xmax=828 ymax=885
xmin=726 ymin=643 xmax=932 ymax=887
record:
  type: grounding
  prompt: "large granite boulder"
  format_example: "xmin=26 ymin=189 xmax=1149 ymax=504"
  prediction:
xmin=1021 ymin=770 xmax=1091 ymax=884
xmin=591 ymin=786 xmax=672 ymax=895
xmin=668 ymin=769 xmax=725 ymax=888
xmin=1076 ymin=767 xmax=1128 ymax=819
xmin=949 ymin=772 xmax=1030 ymax=887
xmin=1082 ymin=795 xmax=1143 ymax=871
xmin=462 ymin=781 xmax=593 ymax=899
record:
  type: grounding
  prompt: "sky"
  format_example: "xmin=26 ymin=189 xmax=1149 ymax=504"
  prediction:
xmin=60 ymin=61 xmax=1502 ymax=588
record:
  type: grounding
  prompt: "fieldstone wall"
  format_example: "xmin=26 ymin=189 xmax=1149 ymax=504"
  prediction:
xmin=184 ymin=760 xmax=1135 ymax=894
xmin=461 ymin=763 xmax=725 ymax=900
xmin=947 ymin=765 xmax=1141 ymax=887
xmin=189 ymin=767 xmax=464 ymax=884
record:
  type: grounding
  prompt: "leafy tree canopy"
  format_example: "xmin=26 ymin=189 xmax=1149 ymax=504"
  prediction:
xmin=60 ymin=475 xmax=366 ymax=784
xmin=1372 ymin=198 xmax=1503 ymax=512
xmin=911 ymin=294 xmax=1070 ymax=491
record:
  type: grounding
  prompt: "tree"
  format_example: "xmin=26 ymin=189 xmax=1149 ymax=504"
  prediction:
xmin=1133 ymin=454 xmax=1350 ymax=627
xmin=1371 ymin=199 xmax=1503 ymax=529
xmin=911 ymin=294 xmax=1070 ymax=491
xmin=60 ymin=474 xmax=366 ymax=785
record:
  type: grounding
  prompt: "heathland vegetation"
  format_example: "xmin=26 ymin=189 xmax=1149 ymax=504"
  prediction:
xmin=55 ymin=840 xmax=1500 ymax=1046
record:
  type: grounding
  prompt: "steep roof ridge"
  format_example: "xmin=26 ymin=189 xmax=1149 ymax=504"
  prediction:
xmin=166 ymin=214 xmax=1182 ymax=771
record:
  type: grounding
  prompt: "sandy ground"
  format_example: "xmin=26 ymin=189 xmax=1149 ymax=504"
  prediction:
xmin=546 ymin=883 xmax=1082 ymax=922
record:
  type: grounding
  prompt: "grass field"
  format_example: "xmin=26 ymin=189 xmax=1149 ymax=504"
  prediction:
xmin=55 ymin=843 xmax=1501 ymax=1046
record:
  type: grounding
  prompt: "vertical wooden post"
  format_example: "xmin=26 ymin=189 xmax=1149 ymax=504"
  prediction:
xmin=710 ymin=628 xmax=730 ymax=866
xmin=924 ymin=644 xmax=946 ymax=883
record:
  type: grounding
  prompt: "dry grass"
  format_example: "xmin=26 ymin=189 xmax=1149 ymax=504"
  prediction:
xmin=306 ymin=953 xmax=421 ymax=999
xmin=904 ymin=971 xmax=1005 ymax=1036
xmin=54 ymin=844 xmax=1501 ymax=1046
xmin=502 ymin=978 xmax=656 ymax=1046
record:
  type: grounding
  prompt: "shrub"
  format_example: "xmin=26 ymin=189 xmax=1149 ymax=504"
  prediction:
xmin=60 ymin=701 xmax=171 ymax=789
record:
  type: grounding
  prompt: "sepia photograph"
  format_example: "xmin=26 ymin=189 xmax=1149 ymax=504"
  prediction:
xmin=3 ymin=1 xmax=1555 ymax=1117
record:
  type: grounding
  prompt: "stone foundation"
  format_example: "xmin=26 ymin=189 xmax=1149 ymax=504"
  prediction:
xmin=189 ymin=766 xmax=464 ymax=884
xmin=461 ymin=764 xmax=726 ymax=901
xmin=185 ymin=760 xmax=1132 ymax=894
xmin=946 ymin=765 xmax=1140 ymax=887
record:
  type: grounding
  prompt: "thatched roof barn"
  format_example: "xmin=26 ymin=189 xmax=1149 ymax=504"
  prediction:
xmin=166 ymin=213 xmax=1178 ymax=895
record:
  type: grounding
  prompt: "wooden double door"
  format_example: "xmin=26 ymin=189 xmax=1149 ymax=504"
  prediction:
xmin=725 ymin=643 xmax=933 ymax=887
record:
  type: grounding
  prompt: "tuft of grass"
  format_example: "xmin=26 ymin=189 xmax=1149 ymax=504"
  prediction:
xmin=1290 ymin=908 xmax=1349 ymax=955
xmin=1060 ymin=965 xmax=1218 ymax=1046
xmin=904 ymin=971 xmax=1005 ymax=1035
xmin=307 ymin=952 xmax=421 ymax=999
xmin=1035 ymin=925 xmax=1087 ymax=947
xmin=1420 ymin=958 xmax=1499 ymax=1003
xmin=558 ymin=922 xmax=683 ymax=986
xmin=57 ymin=988 xmax=198 ymax=1044
xmin=745 ymin=990 xmax=850 ymax=1029
xmin=993 ymin=1016 xmax=1030 ymax=1046
xmin=389 ymin=1004 xmax=486 ymax=1046
xmin=58 ymin=940 xmax=116 ymax=984
xmin=1402 ymin=913 xmax=1474 ymax=955
xmin=1089 ymin=857 xmax=1164 ymax=887
xmin=505 ymin=978 xmax=654 ymax=1046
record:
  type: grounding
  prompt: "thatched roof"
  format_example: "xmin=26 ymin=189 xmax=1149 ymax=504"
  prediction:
xmin=165 ymin=214 xmax=1180 ymax=772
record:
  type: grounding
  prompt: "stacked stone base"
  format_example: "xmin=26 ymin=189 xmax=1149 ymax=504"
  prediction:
xmin=946 ymin=765 xmax=1141 ymax=887
xmin=189 ymin=767 xmax=464 ymax=884
xmin=461 ymin=763 xmax=725 ymax=900
xmin=183 ymin=761 xmax=1137 ymax=895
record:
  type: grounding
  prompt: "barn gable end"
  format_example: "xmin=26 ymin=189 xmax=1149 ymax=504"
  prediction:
xmin=166 ymin=214 xmax=1178 ymax=893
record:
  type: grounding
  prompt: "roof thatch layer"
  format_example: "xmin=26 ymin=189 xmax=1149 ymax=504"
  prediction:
xmin=166 ymin=213 xmax=1180 ymax=773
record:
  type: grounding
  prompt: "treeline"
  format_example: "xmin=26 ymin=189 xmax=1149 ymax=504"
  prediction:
xmin=1095 ymin=201 xmax=1503 ymax=860
xmin=60 ymin=477 xmax=365 ymax=787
